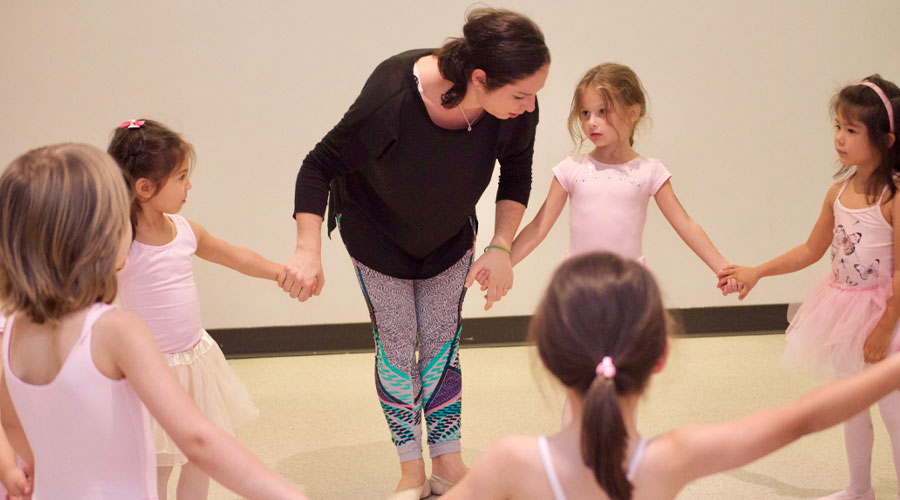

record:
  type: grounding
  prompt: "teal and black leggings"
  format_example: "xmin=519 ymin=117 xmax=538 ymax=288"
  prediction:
xmin=352 ymin=250 xmax=471 ymax=462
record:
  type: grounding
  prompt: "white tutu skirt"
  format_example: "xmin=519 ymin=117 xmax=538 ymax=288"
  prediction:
xmin=782 ymin=276 xmax=900 ymax=379
xmin=152 ymin=331 xmax=259 ymax=466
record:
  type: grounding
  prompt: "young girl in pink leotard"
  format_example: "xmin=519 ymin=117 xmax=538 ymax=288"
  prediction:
xmin=0 ymin=143 xmax=305 ymax=499
xmin=444 ymin=252 xmax=900 ymax=500
xmin=509 ymin=64 xmax=736 ymax=291
xmin=108 ymin=119 xmax=283 ymax=500
xmin=720 ymin=74 xmax=900 ymax=500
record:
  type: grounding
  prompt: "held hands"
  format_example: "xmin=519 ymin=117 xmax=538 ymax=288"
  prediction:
xmin=465 ymin=247 xmax=513 ymax=310
xmin=717 ymin=265 xmax=760 ymax=300
xmin=277 ymin=248 xmax=324 ymax=302
xmin=719 ymin=275 xmax=740 ymax=296
xmin=864 ymin=326 xmax=893 ymax=364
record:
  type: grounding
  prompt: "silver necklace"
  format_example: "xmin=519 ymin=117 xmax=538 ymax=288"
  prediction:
xmin=460 ymin=106 xmax=473 ymax=132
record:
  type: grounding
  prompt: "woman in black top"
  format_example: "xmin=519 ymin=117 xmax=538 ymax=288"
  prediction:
xmin=281 ymin=8 xmax=550 ymax=499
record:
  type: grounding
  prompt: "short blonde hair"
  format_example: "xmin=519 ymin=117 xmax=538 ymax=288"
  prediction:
xmin=568 ymin=63 xmax=648 ymax=149
xmin=0 ymin=143 xmax=130 ymax=323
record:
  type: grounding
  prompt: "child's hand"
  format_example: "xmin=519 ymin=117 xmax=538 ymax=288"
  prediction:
xmin=279 ymin=248 xmax=324 ymax=302
xmin=717 ymin=265 xmax=759 ymax=300
xmin=864 ymin=326 xmax=893 ymax=363
xmin=719 ymin=277 xmax=740 ymax=295
xmin=1 ymin=463 xmax=32 ymax=500
xmin=474 ymin=269 xmax=490 ymax=286
xmin=466 ymin=249 xmax=513 ymax=310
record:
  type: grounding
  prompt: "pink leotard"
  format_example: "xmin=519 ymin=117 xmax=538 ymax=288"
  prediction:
xmin=3 ymin=303 xmax=156 ymax=499
xmin=553 ymin=154 xmax=671 ymax=264
xmin=118 ymin=214 xmax=203 ymax=353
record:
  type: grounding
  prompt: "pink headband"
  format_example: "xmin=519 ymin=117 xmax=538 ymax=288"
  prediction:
xmin=596 ymin=356 xmax=616 ymax=379
xmin=858 ymin=81 xmax=895 ymax=134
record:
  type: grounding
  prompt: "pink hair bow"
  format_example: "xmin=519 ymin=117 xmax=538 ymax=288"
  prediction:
xmin=119 ymin=119 xmax=145 ymax=129
xmin=596 ymin=356 xmax=616 ymax=379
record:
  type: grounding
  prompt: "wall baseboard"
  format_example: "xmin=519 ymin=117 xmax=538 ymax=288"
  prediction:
xmin=209 ymin=304 xmax=788 ymax=359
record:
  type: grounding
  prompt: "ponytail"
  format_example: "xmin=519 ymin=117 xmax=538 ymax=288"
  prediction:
xmin=581 ymin=364 xmax=632 ymax=500
xmin=435 ymin=38 xmax=470 ymax=108
xmin=889 ymin=96 xmax=900 ymax=175
xmin=531 ymin=253 xmax=668 ymax=499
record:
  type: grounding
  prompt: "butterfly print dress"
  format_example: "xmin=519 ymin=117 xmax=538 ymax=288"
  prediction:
xmin=782 ymin=178 xmax=900 ymax=377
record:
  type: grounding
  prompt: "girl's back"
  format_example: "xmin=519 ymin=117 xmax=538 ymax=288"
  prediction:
xmin=3 ymin=303 xmax=155 ymax=498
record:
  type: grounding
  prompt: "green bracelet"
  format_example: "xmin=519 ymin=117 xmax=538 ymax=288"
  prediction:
xmin=484 ymin=245 xmax=512 ymax=255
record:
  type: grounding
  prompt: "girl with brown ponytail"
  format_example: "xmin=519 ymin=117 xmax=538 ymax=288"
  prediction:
xmin=443 ymin=252 xmax=900 ymax=500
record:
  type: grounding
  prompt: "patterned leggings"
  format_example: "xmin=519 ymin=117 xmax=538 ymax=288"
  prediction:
xmin=353 ymin=251 xmax=471 ymax=462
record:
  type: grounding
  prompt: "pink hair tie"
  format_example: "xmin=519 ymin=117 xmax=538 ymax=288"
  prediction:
xmin=596 ymin=356 xmax=616 ymax=379
xmin=858 ymin=81 xmax=895 ymax=134
xmin=119 ymin=119 xmax=145 ymax=129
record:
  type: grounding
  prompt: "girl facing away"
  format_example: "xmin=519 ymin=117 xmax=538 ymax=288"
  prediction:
xmin=719 ymin=75 xmax=900 ymax=500
xmin=107 ymin=119 xmax=284 ymax=500
xmin=0 ymin=143 xmax=306 ymax=499
xmin=508 ymin=63 xmax=737 ymax=292
xmin=443 ymin=252 xmax=900 ymax=500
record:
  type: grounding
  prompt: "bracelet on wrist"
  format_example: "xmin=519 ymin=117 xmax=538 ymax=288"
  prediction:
xmin=484 ymin=245 xmax=512 ymax=255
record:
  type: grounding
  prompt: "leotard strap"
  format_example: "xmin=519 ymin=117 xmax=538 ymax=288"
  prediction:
xmin=537 ymin=435 xmax=568 ymax=500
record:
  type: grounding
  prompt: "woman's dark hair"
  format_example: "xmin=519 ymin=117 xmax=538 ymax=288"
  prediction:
xmin=107 ymin=119 xmax=194 ymax=233
xmin=530 ymin=252 xmax=668 ymax=500
xmin=832 ymin=74 xmax=900 ymax=203
xmin=434 ymin=7 xmax=550 ymax=108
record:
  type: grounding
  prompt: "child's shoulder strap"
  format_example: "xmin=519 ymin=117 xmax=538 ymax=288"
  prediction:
xmin=835 ymin=178 xmax=851 ymax=199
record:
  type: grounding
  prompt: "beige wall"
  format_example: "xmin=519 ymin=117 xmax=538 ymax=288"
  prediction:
xmin=2 ymin=1 xmax=898 ymax=328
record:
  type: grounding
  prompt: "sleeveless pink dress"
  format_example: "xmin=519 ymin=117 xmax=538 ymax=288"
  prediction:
xmin=782 ymin=179 xmax=900 ymax=377
xmin=117 ymin=214 xmax=258 ymax=466
xmin=3 ymin=303 xmax=157 ymax=499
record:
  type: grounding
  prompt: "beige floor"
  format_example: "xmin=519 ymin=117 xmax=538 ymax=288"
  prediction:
xmin=187 ymin=334 xmax=897 ymax=500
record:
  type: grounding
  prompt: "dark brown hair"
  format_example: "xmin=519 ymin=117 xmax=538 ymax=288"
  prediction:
xmin=107 ymin=119 xmax=195 ymax=231
xmin=434 ymin=7 xmax=550 ymax=108
xmin=832 ymin=74 xmax=900 ymax=203
xmin=0 ymin=144 xmax=130 ymax=323
xmin=530 ymin=252 xmax=668 ymax=500
xmin=569 ymin=63 xmax=648 ymax=149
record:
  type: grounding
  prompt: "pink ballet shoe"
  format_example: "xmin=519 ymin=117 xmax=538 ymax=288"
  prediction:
xmin=815 ymin=488 xmax=875 ymax=500
xmin=388 ymin=479 xmax=431 ymax=500
xmin=428 ymin=474 xmax=455 ymax=496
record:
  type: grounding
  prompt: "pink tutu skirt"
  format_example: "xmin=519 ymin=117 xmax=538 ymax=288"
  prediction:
xmin=152 ymin=330 xmax=259 ymax=466
xmin=782 ymin=276 xmax=899 ymax=378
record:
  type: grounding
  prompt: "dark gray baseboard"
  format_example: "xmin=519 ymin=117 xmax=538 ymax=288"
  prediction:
xmin=209 ymin=303 xmax=788 ymax=359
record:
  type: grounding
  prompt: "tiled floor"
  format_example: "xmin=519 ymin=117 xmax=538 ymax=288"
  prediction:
xmin=187 ymin=333 xmax=897 ymax=500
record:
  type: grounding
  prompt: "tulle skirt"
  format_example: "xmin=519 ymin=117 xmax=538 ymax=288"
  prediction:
xmin=152 ymin=330 xmax=259 ymax=467
xmin=782 ymin=276 xmax=900 ymax=379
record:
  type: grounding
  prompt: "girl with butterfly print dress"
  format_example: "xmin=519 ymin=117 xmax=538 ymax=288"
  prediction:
xmin=720 ymin=75 xmax=900 ymax=500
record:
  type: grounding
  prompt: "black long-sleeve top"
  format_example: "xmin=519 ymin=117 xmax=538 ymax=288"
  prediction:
xmin=294 ymin=49 xmax=538 ymax=279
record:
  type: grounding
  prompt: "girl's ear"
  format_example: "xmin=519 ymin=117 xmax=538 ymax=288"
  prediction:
xmin=887 ymin=132 xmax=896 ymax=149
xmin=134 ymin=178 xmax=155 ymax=202
xmin=652 ymin=337 xmax=671 ymax=374
xmin=627 ymin=104 xmax=641 ymax=125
